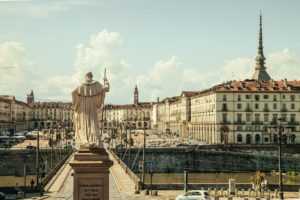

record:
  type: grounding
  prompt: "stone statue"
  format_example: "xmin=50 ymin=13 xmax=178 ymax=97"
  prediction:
xmin=72 ymin=71 xmax=109 ymax=148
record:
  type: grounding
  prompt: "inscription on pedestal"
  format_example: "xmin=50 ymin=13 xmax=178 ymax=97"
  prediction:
xmin=79 ymin=179 xmax=104 ymax=200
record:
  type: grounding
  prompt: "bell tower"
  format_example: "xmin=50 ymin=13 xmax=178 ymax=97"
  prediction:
xmin=27 ymin=90 xmax=34 ymax=104
xmin=134 ymin=85 xmax=138 ymax=105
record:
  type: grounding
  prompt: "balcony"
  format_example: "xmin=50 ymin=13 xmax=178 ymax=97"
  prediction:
xmin=288 ymin=121 xmax=300 ymax=125
xmin=222 ymin=107 xmax=228 ymax=112
xmin=221 ymin=121 xmax=231 ymax=124
xmin=263 ymin=108 xmax=269 ymax=112
xmin=252 ymin=121 xmax=263 ymax=125
xmin=270 ymin=120 xmax=277 ymax=125
xmin=245 ymin=108 xmax=252 ymax=112
xmin=234 ymin=121 xmax=245 ymax=125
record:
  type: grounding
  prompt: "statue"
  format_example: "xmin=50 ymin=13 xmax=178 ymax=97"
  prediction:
xmin=72 ymin=71 xmax=109 ymax=148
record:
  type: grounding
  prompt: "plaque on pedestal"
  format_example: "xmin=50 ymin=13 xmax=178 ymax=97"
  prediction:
xmin=70 ymin=147 xmax=113 ymax=200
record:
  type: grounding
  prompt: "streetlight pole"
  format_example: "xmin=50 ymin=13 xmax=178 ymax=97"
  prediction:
xmin=142 ymin=125 xmax=146 ymax=189
xmin=277 ymin=118 xmax=284 ymax=200
xmin=35 ymin=126 xmax=40 ymax=192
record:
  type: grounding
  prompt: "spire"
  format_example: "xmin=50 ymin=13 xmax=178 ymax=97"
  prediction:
xmin=251 ymin=13 xmax=271 ymax=81
xmin=134 ymin=85 xmax=139 ymax=104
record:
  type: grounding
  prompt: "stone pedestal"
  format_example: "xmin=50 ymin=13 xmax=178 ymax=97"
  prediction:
xmin=70 ymin=147 xmax=113 ymax=200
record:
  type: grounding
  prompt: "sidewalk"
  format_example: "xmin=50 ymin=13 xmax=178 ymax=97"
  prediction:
xmin=108 ymin=150 xmax=136 ymax=194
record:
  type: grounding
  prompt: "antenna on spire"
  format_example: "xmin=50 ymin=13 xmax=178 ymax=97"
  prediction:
xmin=103 ymin=67 xmax=110 ymax=92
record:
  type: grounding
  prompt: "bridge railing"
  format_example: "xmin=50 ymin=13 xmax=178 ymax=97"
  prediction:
xmin=42 ymin=148 xmax=73 ymax=186
xmin=109 ymin=148 xmax=141 ymax=188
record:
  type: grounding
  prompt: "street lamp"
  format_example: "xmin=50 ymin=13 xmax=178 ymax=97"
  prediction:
xmin=268 ymin=118 xmax=284 ymax=200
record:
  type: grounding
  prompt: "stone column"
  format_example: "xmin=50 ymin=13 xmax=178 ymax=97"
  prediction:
xmin=70 ymin=147 xmax=113 ymax=200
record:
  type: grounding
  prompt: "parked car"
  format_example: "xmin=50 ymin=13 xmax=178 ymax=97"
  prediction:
xmin=175 ymin=190 xmax=210 ymax=200
xmin=26 ymin=145 xmax=37 ymax=150
xmin=0 ymin=192 xmax=5 ymax=200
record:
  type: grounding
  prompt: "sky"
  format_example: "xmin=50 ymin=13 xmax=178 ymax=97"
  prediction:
xmin=0 ymin=0 xmax=300 ymax=104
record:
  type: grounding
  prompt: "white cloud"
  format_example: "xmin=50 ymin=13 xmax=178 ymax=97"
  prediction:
xmin=216 ymin=48 xmax=300 ymax=84
xmin=35 ymin=30 xmax=133 ymax=103
xmin=0 ymin=0 xmax=97 ymax=18
xmin=135 ymin=56 xmax=214 ymax=101
xmin=0 ymin=42 xmax=39 ymax=98
xmin=2 ymin=30 xmax=300 ymax=105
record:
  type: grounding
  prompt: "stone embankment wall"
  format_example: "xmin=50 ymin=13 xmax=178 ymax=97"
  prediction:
xmin=116 ymin=145 xmax=300 ymax=173
xmin=0 ymin=149 xmax=72 ymax=176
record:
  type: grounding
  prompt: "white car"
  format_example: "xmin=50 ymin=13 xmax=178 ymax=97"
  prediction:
xmin=175 ymin=190 xmax=211 ymax=200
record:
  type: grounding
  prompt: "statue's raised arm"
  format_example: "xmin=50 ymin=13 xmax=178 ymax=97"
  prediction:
xmin=72 ymin=72 xmax=108 ymax=148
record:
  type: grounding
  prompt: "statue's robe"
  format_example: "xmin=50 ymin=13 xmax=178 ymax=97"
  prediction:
xmin=72 ymin=81 xmax=105 ymax=146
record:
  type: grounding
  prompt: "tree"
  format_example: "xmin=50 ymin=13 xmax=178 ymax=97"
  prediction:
xmin=250 ymin=171 xmax=266 ymax=192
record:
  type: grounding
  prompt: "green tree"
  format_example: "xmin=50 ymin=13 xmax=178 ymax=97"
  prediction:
xmin=250 ymin=171 xmax=266 ymax=191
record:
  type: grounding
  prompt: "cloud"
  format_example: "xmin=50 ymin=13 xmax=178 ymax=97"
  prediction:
xmin=0 ymin=41 xmax=39 ymax=98
xmin=2 ymin=30 xmax=300 ymax=105
xmin=35 ymin=30 xmax=133 ymax=103
xmin=136 ymin=56 xmax=214 ymax=101
xmin=0 ymin=0 xmax=97 ymax=18
xmin=216 ymin=48 xmax=300 ymax=83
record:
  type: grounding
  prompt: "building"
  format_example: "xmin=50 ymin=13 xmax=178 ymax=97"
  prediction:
xmin=151 ymin=91 xmax=197 ymax=137
xmin=0 ymin=97 xmax=11 ymax=132
xmin=29 ymin=101 xmax=73 ymax=129
xmin=0 ymin=95 xmax=32 ymax=132
xmin=152 ymin=15 xmax=300 ymax=144
xmin=0 ymin=91 xmax=73 ymax=133
xmin=102 ymin=85 xmax=152 ymax=130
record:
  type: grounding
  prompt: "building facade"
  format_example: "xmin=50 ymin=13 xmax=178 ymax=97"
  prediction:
xmin=152 ymin=15 xmax=300 ymax=144
xmin=102 ymin=86 xmax=152 ymax=130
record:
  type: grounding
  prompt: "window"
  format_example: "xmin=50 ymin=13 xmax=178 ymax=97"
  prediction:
xmin=246 ymin=103 xmax=251 ymax=111
xmin=264 ymin=114 xmax=269 ymax=122
xmin=246 ymin=114 xmax=251 ymax=122
xmin=237 ymin=113 xmax=242 ymax=122
xmin=255 ymin=134 xmax=261 ymax=144
xmin=282 ymin=94 xmax=285 ymax=99
xmin=291 ymin=103 xmax=295 ymax=109
xmin=264 ymin=137 xmax=269 ymax=143
xmin=255 ymin=114 xmax=260 ymax=122
xmin=222 ymin=103 xmax=228 ymax=111
xmin=291 ymin=95 xmax=295 ymax=101
xmin=263 ymin=95 xmax=269 ymax=99
xmin=246 ymin=134 xmax=252 ymax=144
xmin=255 ymin=95 xmax=260 ymax=101
xmin=246 ymin=126 xmax=251 ymax=131
xmin=273 ymin=95 xmax=277 ymax=101
xmin=237 ymin=134 xmax=243 ymax=143
xmin=237 ymin=95 xmax=241 ymax=101
xmin=237 ymin=103 xmax=242 ymax=109
xmin=273 ymin=103 xmax=277 ymax=109
xmin=237 ymin=126 xmax=243 ymax=131
xmin=264 ymin=103 xmax=268 ymax=111
xmin=272 ymin=114 xmax=278 ymax=122
xmin=282 ymin=114 xmax=287 ymax=122
xmin=255 ymin=126 xmax=260 ymax=131
xmin=291 ymin=114 xmax=296 ymax=123
xmin=223 ymin=95 xmax=227 ymax=101
xmin=245 ymin=95 xmax=251 ymax=99
xmin=222 ymin=113 xmax=227 ymax=122
xmin=255 ymin=103 xmax=259 ymax=109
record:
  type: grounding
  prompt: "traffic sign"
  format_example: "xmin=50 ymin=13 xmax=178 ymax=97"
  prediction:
xmin=138 ymin=161 xmax=143 ymax=172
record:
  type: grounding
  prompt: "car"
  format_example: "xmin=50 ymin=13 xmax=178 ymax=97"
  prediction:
xmin=175 ymin=190 xmax=211 ymax=200
xmin=0 ymin=192 xmax=5 ymax=200
xmin=26 ymin=145 xmax=37 ymax=150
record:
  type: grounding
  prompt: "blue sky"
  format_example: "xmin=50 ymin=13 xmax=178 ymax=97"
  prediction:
xmin=1 ymin=0 xmax=300 ymax=104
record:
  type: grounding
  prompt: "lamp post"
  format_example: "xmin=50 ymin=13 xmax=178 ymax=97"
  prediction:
xmin=277 ymin=118 xmax=284 ymax=200
xmin=269 ymin=118 xmax=284 ymax=200
xmin=35 ymin=125 xmax=43 ymax=195
xmin=142 ymin=122 xmax=146 ymax=189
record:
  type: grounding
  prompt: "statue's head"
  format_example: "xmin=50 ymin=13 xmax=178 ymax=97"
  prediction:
xmin=85 ymin=72 xmax=93 ymax=83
